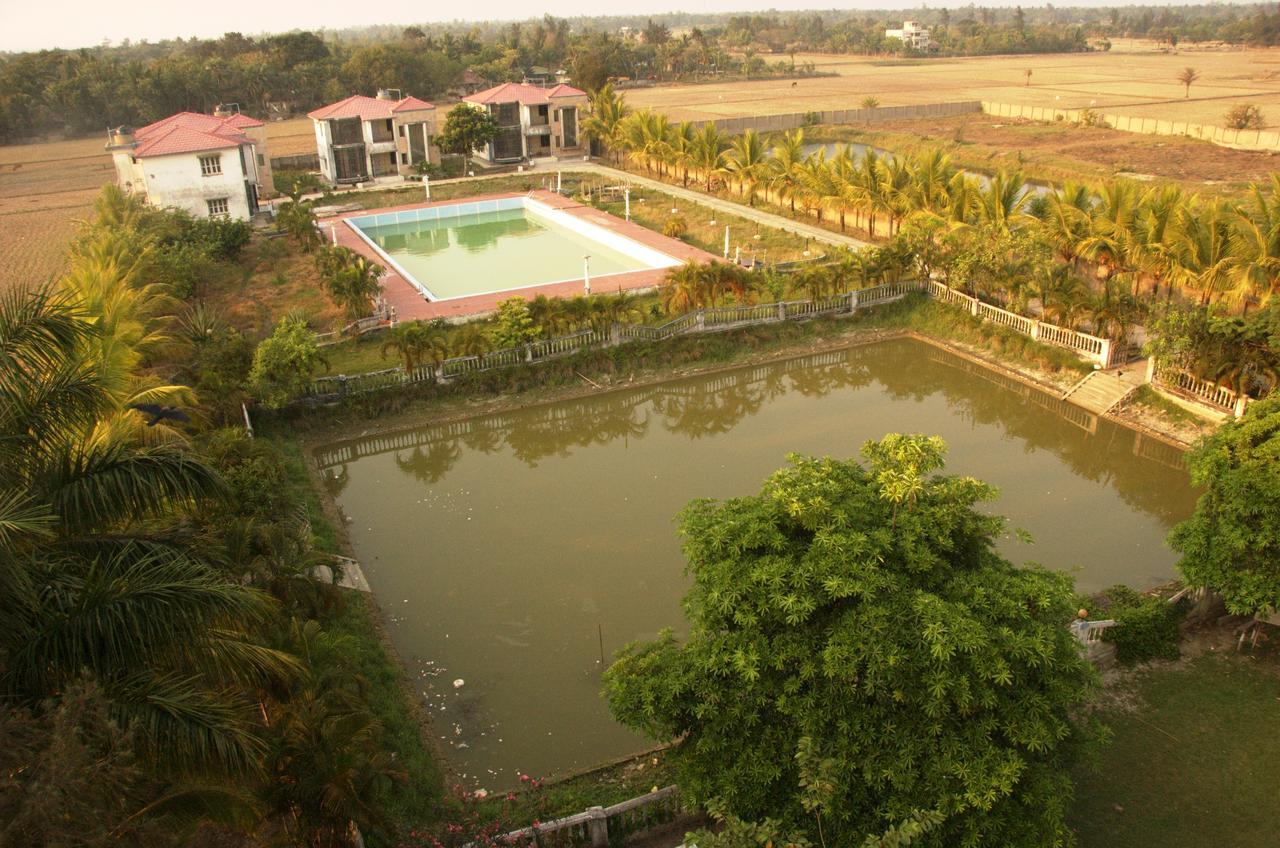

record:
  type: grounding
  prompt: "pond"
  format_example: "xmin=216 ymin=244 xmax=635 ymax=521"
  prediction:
xmin=315 ymin=337 xmax=1197 ymax=787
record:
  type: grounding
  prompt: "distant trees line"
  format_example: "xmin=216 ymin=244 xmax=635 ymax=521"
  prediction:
xmin=7 ymin=5 xmax=1280 ymax=144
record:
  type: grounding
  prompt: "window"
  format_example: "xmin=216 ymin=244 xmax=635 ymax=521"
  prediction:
xmin=400 ymin=152 xmax=408 ymax=165
xmin=385 ymin=119 xmax=393 ymax=132
xmin=206 ymin=197 xmax=229 ymax=217
xmin=399 ymin=125 xmax=406 ymax=137
xmin=257 ymin=153 xmax=265 ymax=166
xmin=199 ymin=154 xmax=222 ymax=176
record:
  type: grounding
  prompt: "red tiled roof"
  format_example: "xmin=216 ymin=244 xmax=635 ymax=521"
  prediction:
xmin=132 ymin=124 xmax=249 ymax=158
xmin=464 ymin=82 xmax=587 ymax=106
xmin=130 ymin=112 xmax=253 ymax=158
xmin=308 ymin=94 xmax=435 ymax=121
xmin=392 ymin=95 xmax=435 ymax=113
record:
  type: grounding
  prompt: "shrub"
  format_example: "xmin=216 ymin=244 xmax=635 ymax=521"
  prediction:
xmin=274 ymin=169 xmax=324 ymax=197
xmin=1224 ymin=104 xmax=1265 ymax=130
xmin=663 ymin=215 xmax=689 ymax=239
xmin=1100 ymin=585 xmax=1186 ymax=666
xmin=1077 ymin=109 xmax=1106 ymax=128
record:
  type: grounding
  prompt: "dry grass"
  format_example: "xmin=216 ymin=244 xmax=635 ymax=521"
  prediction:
xmin=0 ymin=135 xmax=111 ymax=292
xmin=627 ymin=46 xmax=1280 ymax=127
xmin=266 ymin=117 xmax=318 ymax=157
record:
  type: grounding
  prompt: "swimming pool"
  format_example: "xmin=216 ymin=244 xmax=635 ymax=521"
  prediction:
xmin=344 ymin=197 xmax=683 ymax=301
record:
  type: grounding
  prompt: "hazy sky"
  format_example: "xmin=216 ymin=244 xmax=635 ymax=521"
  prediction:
xmin=0 ymin=0 xmax=1239 ymax=53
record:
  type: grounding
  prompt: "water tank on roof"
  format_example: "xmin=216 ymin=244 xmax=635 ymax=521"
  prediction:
xmin=214 ymin=103 xmax=241 ymax=117
xmin=107 ymin=126 xmax=134 ymax=148
xmin=376 ymin=88 xmax=402 ymax=101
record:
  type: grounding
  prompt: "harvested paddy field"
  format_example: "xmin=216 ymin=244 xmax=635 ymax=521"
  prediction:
xmin=627 ymin=46 xmax=1280 ymax=126
xmin=0 ymin=136 xmax=109 ymax=292
xmin=810 ymin=114 xmax=1280 ymax=194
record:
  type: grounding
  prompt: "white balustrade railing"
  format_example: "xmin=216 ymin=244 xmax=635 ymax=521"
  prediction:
xmin=295 ymin=277 xmax=1130 ymax=406
xmin=1153 ymin=363 xmax=1247 ymax=416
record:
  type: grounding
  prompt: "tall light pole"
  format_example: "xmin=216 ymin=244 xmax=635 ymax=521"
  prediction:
xmin=624 ymin=187 xmax=631 ymax=222
xmin=423 ymin=174 xmax=431 ymax=201
xmin=583 ymin=255 xmax=592 ymax=295
xmin=723 ymin=225 xmax=730 ymax=259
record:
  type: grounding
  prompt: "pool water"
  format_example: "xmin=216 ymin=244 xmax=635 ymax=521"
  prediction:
xmin=347 ymin=200 xmax=660 ymax=300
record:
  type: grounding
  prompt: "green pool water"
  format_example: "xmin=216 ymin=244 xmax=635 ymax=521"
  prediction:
xmin=354 ymin=207 xmax=651 ymax=299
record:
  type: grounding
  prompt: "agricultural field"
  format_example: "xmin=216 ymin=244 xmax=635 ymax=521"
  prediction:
xmin=627 ymin=46 xmax=1280 ymax=126
xmin=805 ymin=116 xmax=1280 ymax=195
xmin=0 ymin=135 xmax=112 ymax=292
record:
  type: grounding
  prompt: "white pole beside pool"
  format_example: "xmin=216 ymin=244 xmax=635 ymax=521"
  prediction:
xmin=330 ymin=223 xmax=337 ymax=245
xmin=557 ymin=171 xmax=562 ymax=193
xmin=424 ymin=175 xmax=431 ymax=201
xmin=583 ymin=255 xmax=591 ymax=295
xmin=624 ymin=187 xmax=630 ymax=222
xmin=723 ymin=225 xmax=730 ymax=259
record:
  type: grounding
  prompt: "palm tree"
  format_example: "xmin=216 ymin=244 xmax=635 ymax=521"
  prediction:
xmin=722 ymin=129 xmax=768 ymax=205
xmin=450 ymin=322 xmax=494 ymax=357
xmin=581 ymin=83 xmax=631 ymax=164
xmin=690 ymin=123 xmax=726 ymax=192
xmin=975 ymin=170 xmax=1032 ymax=233
xmin=668 ymin=121 xmax=698 ymax=187
xmin=0 ymin=285 xmax=294 ymax=778
xmin=1038 ymin=182 xmax=1095 ymax=267
xmin=317 ymin=247 xmax=383 ymax=322
xmin=767 ymin=129 xmax=807 ymax=212
xmin=660 ymin=261 xmax=704 ymax=314
xmin=1171 ymin=198 xmax=1239 ymax=307
xmin=906 ymin=148 xmax=956 ymax=215
xmin=380 ymin=321 xmax=448 ymax=374
xmin=1231 ymin=175 xmax=1280 ymax=310
xmin=1177 ymin=66 xmax=1200 ymax=98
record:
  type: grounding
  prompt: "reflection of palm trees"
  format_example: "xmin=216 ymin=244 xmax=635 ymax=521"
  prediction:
xmin=394 ymin=441 xmax=462 ymax=484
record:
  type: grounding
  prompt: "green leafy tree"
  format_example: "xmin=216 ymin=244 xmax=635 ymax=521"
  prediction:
xmin=277 ymin=198 xmax=322 ymax=253
xmin=249 ymin=315 xmax=327 ymax=407
xmin=605 ymin=435 xmax=1097 ymax=847
xmin=1170 ymin=396 xmax=1280 ymax=615
xmin=437 ymin=103 xmax=501 ymax=172
xmin=490 ymin=297 xmax=539 ymax=348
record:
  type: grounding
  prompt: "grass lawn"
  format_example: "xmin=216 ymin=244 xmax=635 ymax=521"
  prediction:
xmin=1069 ymin=649 xmax=1280 ymax=848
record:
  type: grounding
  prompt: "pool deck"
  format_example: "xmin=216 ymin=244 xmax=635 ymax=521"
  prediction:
xmin=327 ymin=190 xmax=718 ymax=321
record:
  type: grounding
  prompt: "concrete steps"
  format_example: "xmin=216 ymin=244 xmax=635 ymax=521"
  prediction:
xmin=1062 ymin=370 xmax=1137 ymax=414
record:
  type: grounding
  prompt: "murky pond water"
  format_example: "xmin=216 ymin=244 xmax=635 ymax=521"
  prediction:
xmin=316 ymin=338 xmax=1197 ymax=786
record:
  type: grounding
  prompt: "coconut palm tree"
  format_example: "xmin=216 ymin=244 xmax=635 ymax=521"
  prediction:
xmin=722 ymin=129 xmax=768 ymax=205
xmin=581 ymin=83 xmax=631 ymax=164
xmin=906 ymin=148 xmax=956 ymax=215
xmin=690 ymin=123 xmax=726 ymax=192
xmin=1038 ymin=182 xmax=1095 ymax=267
xmin=660 ymin=261 xmax=705 ymax=314
xmin=0 ymin=285 xmax=294 ymax=778
xmin=1231 ymin=174 xmax=1280 ymax=310
xmin=450 ymin=322 xmax=494 ymax=357
xmin=668 ymin=121 xmax=698 ymax=187
xmin=767 ymin=129 xmax=807 ymax=212
xmin=1171 ymin=198 xmax=1239 ymax=307
xmin=380 ymin=321 xmax=448 ymax=374
xmin=975 ymin=170 xmax=1032 ymax=233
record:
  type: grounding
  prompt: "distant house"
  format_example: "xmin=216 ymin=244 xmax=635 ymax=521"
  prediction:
xmin=885 ymin=21 xmax=935 ymax=51
xmin=307 ymin=89 xmax=438 ymax=185
xmin=523 ymin=66 xmax=572 ymax=86
xmin=106 ymin=107 xmax=269 ymax=221
xmin=447 ymin=69 xmax=489 ymax=100
xmin=462 ymin=82 xmax=588 ymax=164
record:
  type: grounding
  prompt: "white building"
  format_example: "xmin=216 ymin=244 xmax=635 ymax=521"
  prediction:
xmin=106 ymin=110 xmax=269 ymax=221
xmin=308 ymin=90 xmax=438 ymax=185
xmin=462 ymin=83 xmax=589 ymax=164
xmin=885 ymin=21 xmax=935 ymax=51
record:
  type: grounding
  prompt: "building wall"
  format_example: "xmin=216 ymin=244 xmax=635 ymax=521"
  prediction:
xmin=240 ymin=124 xmax=274 ymax=197
xmin=137 ymin=147 xmax=256 ymax=219
xmin=314 ymin=120 xmax=335 ymax=181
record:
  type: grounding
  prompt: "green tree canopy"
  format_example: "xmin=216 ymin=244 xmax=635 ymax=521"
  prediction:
xmin=437 ymin=104 xmax=501 ymax=169
xmin=605 ymin=435 xmax=1097 ymax=847
xmin=249 ymin=315 xmax=327 ymax=408
xmin=1170 ymin=396 xmax=1280 ymax=615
